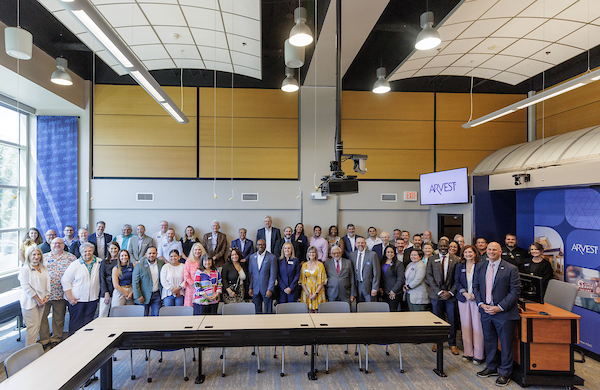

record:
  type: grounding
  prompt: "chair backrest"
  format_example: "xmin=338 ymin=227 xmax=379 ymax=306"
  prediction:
xmin=544 ymin=279 xmax=578 ymax=312
xmin=318 ymin=301 xmax=351 ymax=313
xmin=4 ymin=343 xmax=44 ymax=377
xmin=276 ymin=302 xmax=309 ymax=314
xmin=110 ymin=305 xmax=145 ymax=318
xmin=159 ymin=306 xmax=193 ymax=316
xmin=221 ymin=302 xmax=256 ymax=315
xmin=357 ymin=302 xmax=390 ymax=313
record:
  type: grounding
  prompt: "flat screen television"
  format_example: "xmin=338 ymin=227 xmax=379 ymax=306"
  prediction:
xmin=420 ymin=167 xmax=469 ymax=205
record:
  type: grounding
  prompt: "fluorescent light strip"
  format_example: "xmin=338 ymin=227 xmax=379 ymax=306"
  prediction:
xmin=161 ymin=103 xmax=185 ymax=123
xmin=469 ymin=110 xmax=515 ymax=127
xmin=130 ymin=71 xmax=165 ymax=102
xmin=72 ymin=10 xmax=133 ymax=68
xmin=517 ymin=83 xmax=586 ymax=109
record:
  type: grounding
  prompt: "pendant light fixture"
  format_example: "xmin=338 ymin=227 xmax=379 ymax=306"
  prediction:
xmin=289 ymin=6 xmax=313 ymax=47
xmin=281 ymin=67 xmax=299 ymax=92
xmin=284 ymin=38 xmax=304 ymax=68
xmin=51 ymin=57 xmax=73 ymax=85
xmin=5 ymin=0 xmax=32 ymax=60
xmin=372 ymin=67 xmax=390 ymax=94
xmin=415 ymin=11 xmax=441 ymax=51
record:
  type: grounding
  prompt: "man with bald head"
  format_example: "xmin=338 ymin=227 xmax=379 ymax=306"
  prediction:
xmin=38 ymin=229 xmax=57 ymax=254
xmin=40 ymin=237 xmax=76 ymax=349
xmin=474 ymin=241 xmax=520 ymax=387
xmin=349 ymin=237 xmax=380 ymax=302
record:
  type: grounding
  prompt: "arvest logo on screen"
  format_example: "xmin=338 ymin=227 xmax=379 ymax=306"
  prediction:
xmin=429 ymin=182 xmax=457 ymax=195
xmin=571 ymin=243 xmax=598 ymax=255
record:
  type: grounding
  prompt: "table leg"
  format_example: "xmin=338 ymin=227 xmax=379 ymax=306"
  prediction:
xmin=195 ymin=347 xmax=206 ymax=384
xmin=100 ymin=357 xmax=113 ymax=390
xmin=307 ymin=345 xmax=317 ymax=380
xmin=433 ymin=341 xmax=447 ymax=377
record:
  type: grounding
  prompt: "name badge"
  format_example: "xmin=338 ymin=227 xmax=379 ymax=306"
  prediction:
xmin=366 ymin=261 xmax=371 ymax=266
xmin=502 ymin=252 xmax=507 ymax=255
xmin=461 ymin=268 xmax=466 ymax=272
xmin=500 ymin=267 xmax=505 ymax=270
xmin=524 ymin=263 xmax=530 ymax=267
xmin=288 ymin=261 xmax=294 ymax=265
xmin=435 ymin=258 xmax=442 ymax=262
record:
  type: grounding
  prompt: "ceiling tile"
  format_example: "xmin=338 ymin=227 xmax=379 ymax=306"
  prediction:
xmin=491 ymin=17 xmax=546 ymax=38
xmin=95 ymin=49 xmax=119 ymax=67
xmin=558 ymin=24 xmax=600 ymax=49
xmin=438 ymin=66 xmax=472 ymax=76
xmin=452 ymin=53 xmax=495 ymax=67
xmin=440 ymin=38 xmax=483 ymax=55
xmin=92 ymin=0 xmax=135 ymax=4
xmin=479 ymin=54 xmax=524 ymax=71
xmin=144 ymin=58 xmax=176 ymax=70
xmin=96 ymin=4 xmax=148 ymax=28
xmin=518 ymin=0 xmax=578 ymax=19
xmin=535 ymin=43 xmax=584 ymax=65
xmin=138 ymin=3 xmax=186 ymax=26
xmin=481 ymin=0 xmax=536 ymax=19
xmin=76 ymin=32 xmax=104 ymax=52
xmin=164 ymin=44 xmax=202 ymax=60
xmin=500 ymin=38 xmax=550 ymax=58
xmin=220 ymin=0 xmax=260 ymax=20
xmin=116 ymin=26 xmax=161 ymax=46
xmin=174 ymin=59 xmax=206 ymax=69
xmin=490 ymin=71 xmax=527 ymax=85
xmin=227 ymin=34 xmax=260 ymax=56
xmin=222 ymin=14 xmax=261 ymax=40
xmin=401 ymin=57 xmax=436 ymax=71
xmin=137 ymin=0 xmax=179 ymax=4
xmin=38 ymin=0 xmax=67 ymax=13
xmin=179 ymin=0 xmax=217 ymax=10
xmin=470 ymin=68 xmax=502 ymax=79
xmin=388 ymin=70 xmax=417 ymax=81
xmin=231 ymin=52 xmax=260 ymax=70
xmin=410 ymin=42 xmax=448 ymax=60
xmin=233 ymin=64 xmax=261 ymax=79
xmin=154 ymin=26 xmax=195 ymax=45
xmin=525 ymin=19 xmax=583 ymax=43
xmin=190 ymin=29 xmax=228 ymax=49
xmin=53 ymin=10 xmax=87 ymax=35
xmin=555 ymin=0 xmax=600 ymax=23
xmin=199 ymin=47 xmax=232 ymax=63
xmin=458 ymin=18 xmax=511 ymax=39
xmin=413 ymin=67 xmax=446 ymax=77
xmin=426 ymin=54 xmax=462 ymax=68
xmin=437 ymin=22 xmax=473 ymax=41
xmin=203 ymin=61 xmax=234 ymax=73
xmin=131 ymin=44 xmax=170 ymax=61
xmin=181 ymin=6 xmax=223 ymax=31
xmin=507 ymin=58 xmax=548 ymax=76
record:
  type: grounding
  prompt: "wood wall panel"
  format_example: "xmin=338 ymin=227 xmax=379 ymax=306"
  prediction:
xmin=436 ymin=93 xmax=527 ymax=122
xmin=436 ymin=150 xmax=494 ymax=172
xmin=94 ymin=115 xmax=197 ymax=147
xmin=198 ymin=147 xmax=297 ymax=179
xmin=436 ymin=121 xmax=527 ymax=151
xmin=342 ymin=91 xmax=433 ymax=120
xmin=94 ymin=85 xmax=197 ymax=117
xmin=342 ymin=148 xmax=434 ymax=180
xmin=199 ymin=88 xmax=298 ymax=118
xmin=93 ymin=146 xmax=197 ymax=178
xmin=341 ymin=120 xmax=433 ymax=149
xmin=198 ymin=117 xmax=297 ymax=148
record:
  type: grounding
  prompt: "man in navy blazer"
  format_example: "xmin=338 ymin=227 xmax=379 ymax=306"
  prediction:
xmin=256 ymin=215 xmax=281 ymax=254
xmin=341 ymin=223 xmax=361 ymax=259
xmin=88 ymin=221 xmax=112 ymax=259
xmin=473 ymin=242 xmax=521 ymax=387
xmin=231 ymin=228 xmax=254 ymax=262
xmin=248 ymin=239 xmax=278 ymax=314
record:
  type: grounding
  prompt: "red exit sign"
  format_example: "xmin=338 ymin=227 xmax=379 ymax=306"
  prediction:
xmin=404 ymin=191 xmax=418 ymax=201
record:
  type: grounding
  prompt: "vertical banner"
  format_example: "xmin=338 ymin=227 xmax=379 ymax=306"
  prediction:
xmin=36 ymin=116 xmax=78 ymax=234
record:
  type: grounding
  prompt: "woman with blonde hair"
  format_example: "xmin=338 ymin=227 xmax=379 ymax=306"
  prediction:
xmin=300 ymin=246 xmax=327 ymax=312
xmin=184 ymin=242 xmax=207 ymax=307
xmin=19 ymin=246 xmax=50 ymax=345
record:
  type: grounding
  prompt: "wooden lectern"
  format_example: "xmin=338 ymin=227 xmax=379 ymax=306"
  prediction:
xmin=512 ymin=302 xmax=583 ymax=388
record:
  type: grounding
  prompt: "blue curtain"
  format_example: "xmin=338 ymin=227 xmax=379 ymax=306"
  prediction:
xmin=36 ymin=116 xmax=78 ymax=234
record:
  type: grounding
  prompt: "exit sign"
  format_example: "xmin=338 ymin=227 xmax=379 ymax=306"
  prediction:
xmin=404 ymin=191 xmax=418 ymax=202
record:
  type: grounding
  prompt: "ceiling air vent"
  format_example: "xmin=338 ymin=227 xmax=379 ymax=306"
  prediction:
xmin=136 ymin=193 xmax=154 ymax=201
xmin=242 ymin=193 xmax=259 ymax=202
xmin=381 ymin=193 xmax=397 ymax=202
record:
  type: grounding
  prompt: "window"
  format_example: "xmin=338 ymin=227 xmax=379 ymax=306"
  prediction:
xmin=0 ymin=104 xmax=28 ymax=274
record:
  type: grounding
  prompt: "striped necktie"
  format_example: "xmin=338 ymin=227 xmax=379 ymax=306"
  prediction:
xmin=486 ymin=262 xmax=495 ymax=305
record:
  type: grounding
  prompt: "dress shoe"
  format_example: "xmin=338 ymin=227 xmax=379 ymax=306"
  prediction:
xmin=450 ymin=346 xmax=459 ymax=355
xmin=495 ymin=376 xmax=511 ymax=386
xmin=431 ymin=344 xmax=437 ymax=352
xmin=473 ymin=358 xmax=484 ymax=365
xmin=477 ymin=368 xmax=498 ymax=378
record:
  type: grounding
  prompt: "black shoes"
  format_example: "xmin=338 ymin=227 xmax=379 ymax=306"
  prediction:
xmin=495 ymin=376 xmax=511 ymax=387
xmin=476 ymin=368 xmax=499 ymax=377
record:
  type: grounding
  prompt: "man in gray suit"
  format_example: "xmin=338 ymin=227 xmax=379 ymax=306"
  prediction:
xmin=349 ymin=237 xmax=380 ymax=302
xmin=130 ymin=224 xmax=154 ymax=263
xmin=426 ymin=238 xmax=460 ymax=355
xmin=248 ymin=239 xmax=278 ymax=314
xmin=324 ymin=246 xmax=356 ymax=303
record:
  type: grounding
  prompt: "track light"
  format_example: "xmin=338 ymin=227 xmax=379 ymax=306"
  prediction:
xmin=289 ymin=7 xmax=313 ymax=47
xmin=415 ymin=11 xmax=441 ymax=51
xmin=372 ymin=67 xmax=390 ymax=94
xmin=51 ymin=58 xmax=73 ymax=85
xmin=281 ymin=67 xmax=299 ymax=92
xmin=5 ymin=26 xmax=33 ymax=60
xmin=284 ymin=39 xmax=304 ymax=68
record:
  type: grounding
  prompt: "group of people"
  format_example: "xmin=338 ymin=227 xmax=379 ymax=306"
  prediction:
xmin=19 ymin=216 xmax=550 ymax=387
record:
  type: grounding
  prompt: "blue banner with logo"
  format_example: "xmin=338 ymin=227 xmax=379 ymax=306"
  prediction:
xmin=517 ymin=187 xmax=600 ymax=355
xmin=36 ymin=116 xmax=78 ymax=235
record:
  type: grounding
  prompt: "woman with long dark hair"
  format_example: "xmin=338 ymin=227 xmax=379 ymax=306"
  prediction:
xmin=379 ymin=245 xmax=405 ymax=311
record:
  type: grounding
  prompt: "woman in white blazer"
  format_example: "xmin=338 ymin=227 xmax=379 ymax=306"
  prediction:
xmin=403 ymin=248 xmax=430 ymax=311
xmin=19 ymin=246 xmax=50 ymax=346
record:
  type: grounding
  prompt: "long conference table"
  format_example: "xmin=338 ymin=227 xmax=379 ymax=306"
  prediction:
xmin=1 ymin=312 xmax=450 ymax=389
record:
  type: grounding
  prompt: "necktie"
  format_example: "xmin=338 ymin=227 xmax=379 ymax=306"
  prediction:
xmin=486 ymin=262 xmax=494 ymax=305
xmin=358 ymin=252 xmax=363 ymax=282
xmin=336 ymin=260 xmax=340 ymax=275
xmin=441 ymin=255 xmax=446 ymax=283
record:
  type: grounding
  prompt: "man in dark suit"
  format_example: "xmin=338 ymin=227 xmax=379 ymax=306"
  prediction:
xmin=231 ymin=228 xmax=254 ymax=262
xmin=89 ymin=221 xmax=112 ymax=259
xmin=274 ymin=226 xmax=301 ymax=259
xmin=256 ymin=215 xmax=281 ymax=254
xmin=324 ymin=245 xmax=355 ymax=303
xmin=349 ymin=237 xmax=380 ymax=302
xmin=202 ymin=220 xmax=228 ymax=268
xmin=38 ymin=229 xmax=57 ymax=254
xmin=426 ymin=238 xmax=460 ymax=355
xmin=474 ymin=242 xmax=521 ymax=387
xmin=403 ymin=234 xmax=424 ymax=266
xmin=248 ymin=239 xmax=278 ymax=314
xmin=71 ymin=228 xmax=97 ymax=259
xmin=341 ymin=223 xmax=360 ymax=260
